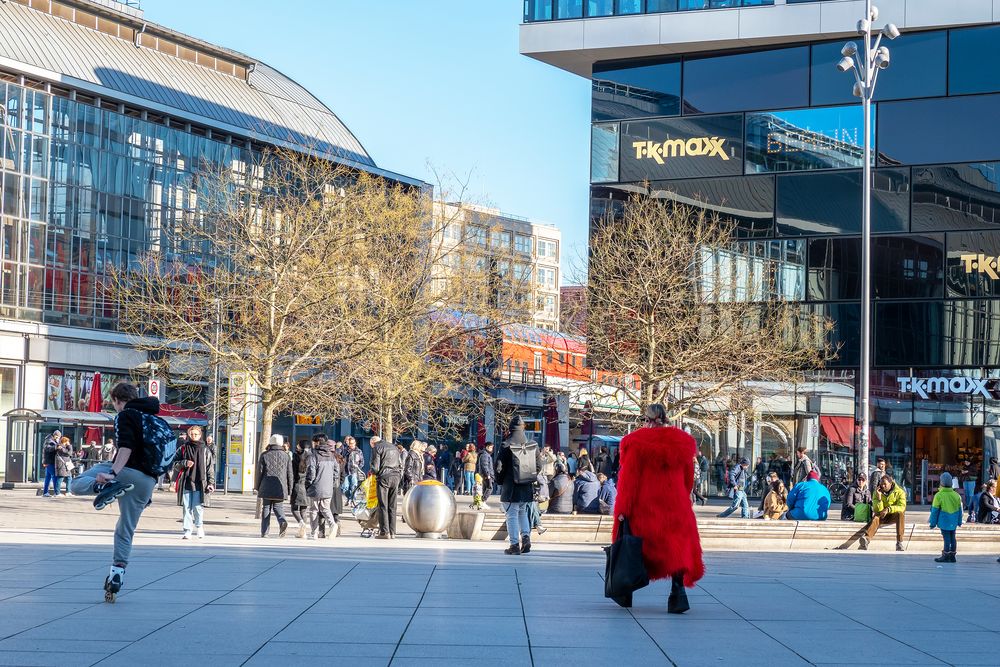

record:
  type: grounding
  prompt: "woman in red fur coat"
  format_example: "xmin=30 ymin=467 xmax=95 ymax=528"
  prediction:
xmin=613 ymin=403 xmax=704 ymax=613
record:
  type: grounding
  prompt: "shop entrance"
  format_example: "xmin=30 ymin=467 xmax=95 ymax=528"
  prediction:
xmin=914 ymin=426 xmax=983 ymax=504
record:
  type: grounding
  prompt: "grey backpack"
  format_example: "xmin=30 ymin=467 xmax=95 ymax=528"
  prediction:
xmin=509 ymin=441 xmax=539 ymax=485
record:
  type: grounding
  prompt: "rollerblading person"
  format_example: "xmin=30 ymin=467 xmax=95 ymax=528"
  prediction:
xmin=70 ymin=382 xmax=175 ymax=603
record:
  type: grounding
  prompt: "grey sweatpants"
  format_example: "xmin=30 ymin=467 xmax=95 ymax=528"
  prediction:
xmin=71 ymin=463 xmax=156 ymax=567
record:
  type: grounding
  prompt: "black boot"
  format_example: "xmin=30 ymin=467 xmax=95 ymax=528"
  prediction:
xmin=934 ymin=550 xmax=949 ymax=563
xmin=521 ymin=536 xmax=532 ymax=554
xmin=948 ymin=551 xmax=957 ymax=563
xmin=668 ymin=574 xmax=690 ymax=614
xmin=504 ymin=542 xmax=521 ymax=555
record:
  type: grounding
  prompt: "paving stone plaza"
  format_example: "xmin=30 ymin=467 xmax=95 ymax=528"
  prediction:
xmin=0 ymin=490 xmax=998 ymax=666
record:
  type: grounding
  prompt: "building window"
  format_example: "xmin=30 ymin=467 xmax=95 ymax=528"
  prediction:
xmin=534 ymin=351 xmax=543 ymax=371
xmin=537 ymin=267 xmax=557 ymax=289
xmin=591 ymin=123 xmax=620 ymax=183
xmin=541 ymin=294 xmax=557 ymax=318
xmin=556 ymin=0 xmax=583 ymax=18
xmin=587 ymin=0 xmax=614 ymax=16
xmin=949 ymin=25 xmax=1000 ymax=96
xmin=878 ymin=94 xmax=1000 ymax=167
xmin=469 ymin=226 xmax=488 ymax=248
xmin=592 ymin=58 xmax=681 ymax=121
xmin=683 ymin=46 xmax=809 ymax=115
xmin=537 ymin=239 xmax=558 ymax=260
xmin=490 ymin=229 xmax=511 ymax=250
xmin=515 ymin=234 xmax=532 ymax=254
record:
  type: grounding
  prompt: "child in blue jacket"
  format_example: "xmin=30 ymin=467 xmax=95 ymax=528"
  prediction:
xmin=929 ymin=472 xmax=963 ymax=563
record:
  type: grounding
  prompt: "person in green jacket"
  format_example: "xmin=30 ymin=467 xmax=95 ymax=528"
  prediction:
xmin=860 ymin=473 xmax=907 ymax=551
xmin=929 ymin=472 xmax=963 ymax=563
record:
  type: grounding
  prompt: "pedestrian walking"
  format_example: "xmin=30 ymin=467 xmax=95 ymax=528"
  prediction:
xmin=291 ymin=440 xmax=311 ymax=538
xmin=449 ymin=452 xmax=464 ymax=495
xmin=175 ymin=426 xmax=215 ymax=540
xmin=860 ymin=473 xmax=907 ymax=551
xmin=929 ymin=472 xmax=963 ymax=563
xmin=477 ymin=442 xmax=495 ymax=502
xmin=792 ymin=447 xmax=813 ymax=486
xmin=70 ymin=383 xmax=166 ymax=602
xmin=960 ymin=460 xmax=978 ymax=523
xmin=691 ymin=455 xmax=707 ymax=506
xmin=341 ymin=436 xmax=364 ymax=502
xmin=41 ymin=430 xmax=60 ymax=497
xmin=613 ymin=403 xmax=704 ymax=613
xmin=497 ymin=416 xmax=537 ymax=555
xmin=256 ymin=434 xmax=293 ymax=538
xmin=306 ymin=434 xmax=340 ymax=539
xmin=717 ymin=458 xmax=751 ymax=519
xmin=54 ymin=436 xmax=75 ymax=496
xmin=869 ymin=457 xmax=888 ymax=491
xmin=403 ymin=441 xmax=425 ymax=495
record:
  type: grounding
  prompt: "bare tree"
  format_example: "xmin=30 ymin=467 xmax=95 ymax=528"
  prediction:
xmin=110 ymin=149 xmax=523 ymax=449
xmin=584 ymin=191 xmax=834 ymax=425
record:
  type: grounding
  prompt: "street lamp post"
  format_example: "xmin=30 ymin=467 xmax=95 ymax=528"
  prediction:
xmin=836 ymin=1 xmax=898 ymax=482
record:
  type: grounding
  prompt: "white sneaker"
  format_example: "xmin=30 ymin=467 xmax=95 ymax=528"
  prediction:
xmin=196 ymin=527 xmax=205 ymax=539
xmin=182 ymin=530 xmax=191 ymax=540
xmin=752 ymin=510 xmax=764 ymax=519
xmin=307 ymin=533 xmax=317 ymax=540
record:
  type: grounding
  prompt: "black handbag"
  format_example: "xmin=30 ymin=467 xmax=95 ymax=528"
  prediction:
xmin=603 ymin=516 xmax=649 ymax=608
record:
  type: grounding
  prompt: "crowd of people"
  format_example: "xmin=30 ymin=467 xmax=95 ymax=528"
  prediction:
xmin=40 ymin=431 xmax=117 ymax=497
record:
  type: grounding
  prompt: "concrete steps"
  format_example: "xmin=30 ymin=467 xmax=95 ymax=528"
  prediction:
xmin=451 ymin=510 xmax=1000 ymax=554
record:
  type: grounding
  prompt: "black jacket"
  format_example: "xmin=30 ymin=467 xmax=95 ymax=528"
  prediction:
xmin=841 ymin=481 xmax=872 ymax=520
xmin=256 ymin=444 xmax=294 ymax=501
xmin=496 ymin=443 xmax=535 ymax=504
xmin=477 ymin=449 xmax=495 ymax=479
xmin=978 ymin=492 xmax=999 ymax=523
xmin=306 ymin=442 xmax=341 ymax=499
xmin=114 ymin=396 xmax=161 ymax=475
xmin=371 ymin=440 xmax=402 ymax=477
xmin=291 ymin=448 xmax=310 ymax=508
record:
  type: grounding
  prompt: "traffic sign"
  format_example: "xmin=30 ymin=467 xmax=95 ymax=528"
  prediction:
xmin=148 ymin=378 xmax=161 ymax=399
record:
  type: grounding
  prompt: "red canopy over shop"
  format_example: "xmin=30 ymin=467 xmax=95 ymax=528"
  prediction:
xmin=820 ymin=416 xmax=854 ymax=447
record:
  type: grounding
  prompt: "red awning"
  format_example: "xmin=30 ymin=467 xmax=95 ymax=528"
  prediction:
xmin=820 ymin=416 xmax=854 ymax=447
xmin=158 ymin=404 xmax=208 ymax=422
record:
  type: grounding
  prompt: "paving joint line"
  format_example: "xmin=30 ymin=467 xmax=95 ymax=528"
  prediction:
xmin=776 ymin=580 xmax=947 ymax=666
xmin=239 ymin=560 xmax=361 ymax=666
xmin=387 ymin=563 xmax=437 ymax=665
xmin=514 ymin=565 xmax=536 ymax=667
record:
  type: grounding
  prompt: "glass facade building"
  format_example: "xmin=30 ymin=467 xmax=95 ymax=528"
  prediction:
xmin=0 ymin=0 xmax=420 ymax=481
xmin=524 ymin=2 xmax=1000 ymax=501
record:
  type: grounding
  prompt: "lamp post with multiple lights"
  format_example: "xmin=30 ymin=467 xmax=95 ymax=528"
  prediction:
xmin=836 ymin=0 xmax=899 ymax=484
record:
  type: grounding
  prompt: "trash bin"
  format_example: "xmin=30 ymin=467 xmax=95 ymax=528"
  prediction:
xmin=6 ymin=451 xmax=25 ymax=483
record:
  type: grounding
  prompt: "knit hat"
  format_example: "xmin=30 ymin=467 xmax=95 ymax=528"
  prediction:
xmin=807 ymin=470 xmax=821 ymax=481
xmin=940 ymin=472 xmax=953 ymax=488
xmin=740 ymin=457 xmax=750 ymax=466
xmin=269 ymin=434 xmax=284 ymax=447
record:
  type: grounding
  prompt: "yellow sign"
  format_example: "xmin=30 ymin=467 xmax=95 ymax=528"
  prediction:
xmin=631 ymin=137 xmax=729 ymax=164
xmin=960 ymin=254 xmax=1000 ymax=279
xmin=295 ymin=414 xmax=323 ymax=425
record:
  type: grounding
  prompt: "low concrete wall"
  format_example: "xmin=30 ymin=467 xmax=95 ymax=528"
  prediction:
xmin=453 ymin=511 xmax=1000 ymax=554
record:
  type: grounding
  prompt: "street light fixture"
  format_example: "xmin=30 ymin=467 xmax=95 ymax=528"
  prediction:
xmin=836 ymin=1 xmax=898 ymax=485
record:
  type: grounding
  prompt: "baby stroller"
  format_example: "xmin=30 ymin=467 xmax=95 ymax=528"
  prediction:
xmin=352 ymin=475 xmax=380 ymax=538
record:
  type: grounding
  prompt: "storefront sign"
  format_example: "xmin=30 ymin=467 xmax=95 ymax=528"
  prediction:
xmin=959 ymin=254 xmax=1000 ymax=279
xmin=897 ymin=375 xmax=995 ymax=399
xmin=620 ymin=114 xmax=743 ymax=181
xmin=745 ymin=106 xmax=874 ymax=174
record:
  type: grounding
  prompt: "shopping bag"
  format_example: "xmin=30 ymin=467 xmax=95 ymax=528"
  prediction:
xmin=363 ymin=474 xmax=378 ymax=509
xmin=603 ymin=517 xmax=649 ymax=607
xmin=853 ymin=502 xmax=871 ymax=523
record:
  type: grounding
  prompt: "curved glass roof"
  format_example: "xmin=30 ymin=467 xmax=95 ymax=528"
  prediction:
xmin=0 ymin=1 xmax=375 ymax=167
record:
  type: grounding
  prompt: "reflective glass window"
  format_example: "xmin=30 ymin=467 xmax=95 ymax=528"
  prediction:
xmin=678 ymin=0 xmax=706 ymax=8
xmin=746 ymin=106 xmax=872 ymax=173
xmin=620 ymin=114 xmax=743 ymax=181
xmin=592 ymin=58 xmax=681 ymax=121
xmin=911 ymin=163 xmax=1000 ymax=232
xmin=946 ymin=231 xmax=1000 ymax=298
xmin=591 ymin=123 xmax=620 ymax=183
xmin=872 ymin=234 xmax=944 ymax=299
xmin=949 ymin=25 xmax=1000 ymax=96
xmin=983 ymin=302 xmax=1000 ymax=367
xmin=876 ymin=300 xmax=984 ymax=367
xmin=587 ymin=0 xmax=613 ymax=15
xmin=808 ymin=237 xmax=860 ymax=301
xmin=683 ymin=47 xmax=809 ymax=115
xmin=648 ymin=175 xmax=775 ymax=237
xmin=811 ymin=32 xmax=946 ymax=106
xmin=617 ymin=0 xmax=643 ymax=13
xmin=648 ymin=0 xmax=679 ymax=9
xmin=820 ymin=302 xmax=861 ymax=367
xmin=556 ymin=0 xmax=582 ymax=18
xmin=878 ymin=95 xmax=1000 ymax=166
xmin=873 ymin=168 xmax=910 ymax=233
xmin=777 ymin=170 xmax=861 ymax=235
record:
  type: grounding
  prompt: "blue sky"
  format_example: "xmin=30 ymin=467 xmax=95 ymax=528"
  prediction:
xmin=143 ymin=0 xmax=592 ymax=283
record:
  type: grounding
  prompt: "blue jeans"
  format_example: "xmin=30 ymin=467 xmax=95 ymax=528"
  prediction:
xmin=464 ymin=471 xmax=475 ymax=494
xmin=43 ymin=465 xmax=56 ymax=494
xmin=718 ymin=489 xmax=749 ymax=519
xmin=502 ymin=501 xmax=530 ymax=546
xmin=963 ymin=481 xmax=976 ymax=511
xmin=341 ymin=474 xmax=359 ymax=500
xmin=56 ymin=476 xmax=70 ymax=495
xmin=181 ymin=490 xmax=204 ymax=531
xmin=941 ymin=529 xmax=956 ymax=552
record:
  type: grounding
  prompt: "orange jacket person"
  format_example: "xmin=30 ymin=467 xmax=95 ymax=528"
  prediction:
xmin=612 ymin=403 xmax=705 ymax=613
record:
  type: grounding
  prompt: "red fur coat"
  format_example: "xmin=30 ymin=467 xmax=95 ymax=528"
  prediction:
xmin=612 ymin=426 xmax=705 ymax=587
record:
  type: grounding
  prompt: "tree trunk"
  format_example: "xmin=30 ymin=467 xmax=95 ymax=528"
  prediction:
xmin=384 ymin=403 xmax=394 ymax=444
